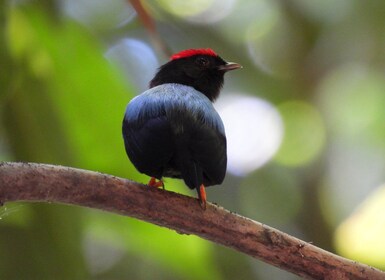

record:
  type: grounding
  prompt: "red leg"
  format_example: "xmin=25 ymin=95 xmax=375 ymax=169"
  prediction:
xmin=198 ymin=184 xmax=207 ymax=210
xmin=148 ymin=177 xmax=164 ymax=189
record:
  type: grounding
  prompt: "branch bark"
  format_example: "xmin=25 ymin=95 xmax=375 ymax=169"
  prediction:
xmin=0 ymin=162 xmax=383 ymax=279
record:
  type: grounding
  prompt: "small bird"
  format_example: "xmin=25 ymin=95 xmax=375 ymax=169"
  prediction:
xmin=122 ymin=48 xmax=241 ymax=209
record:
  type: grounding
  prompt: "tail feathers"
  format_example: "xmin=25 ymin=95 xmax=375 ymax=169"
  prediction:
xmin=181 ymin=161 xmax=207 ymax=209
xmin=180 ymin=161 xmax=203 ymax=190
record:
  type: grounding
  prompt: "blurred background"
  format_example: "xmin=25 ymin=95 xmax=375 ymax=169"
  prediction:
xmin=1 ymin=0 xmax=385 ymax=279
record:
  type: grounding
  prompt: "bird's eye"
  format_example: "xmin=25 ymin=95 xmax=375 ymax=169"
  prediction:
xmin=196 ymin=57 xmax=209 ymax=67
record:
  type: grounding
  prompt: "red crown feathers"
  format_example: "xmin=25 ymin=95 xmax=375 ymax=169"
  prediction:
xmin=170 ymin=48 xmax=217 ymax=60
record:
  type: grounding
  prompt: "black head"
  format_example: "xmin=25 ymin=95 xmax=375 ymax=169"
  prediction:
xmin=150 ymin=49 xmax=241 ymax=101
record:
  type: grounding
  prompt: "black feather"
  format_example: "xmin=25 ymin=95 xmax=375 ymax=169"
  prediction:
xmin=123 ymin=84 xmax=226 ymax=189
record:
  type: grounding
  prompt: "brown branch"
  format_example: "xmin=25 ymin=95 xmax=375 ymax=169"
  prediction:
xmin=0 ymin=162 xmax=384 ymax=279
xmin=128 ymin=0 xmax=172 ymax=57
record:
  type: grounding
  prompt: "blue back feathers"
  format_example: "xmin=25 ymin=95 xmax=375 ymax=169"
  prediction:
xmin=125 ymin=83 xmax=225 ymax=135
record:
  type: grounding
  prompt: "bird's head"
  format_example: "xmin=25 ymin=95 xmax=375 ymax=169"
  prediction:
xmin=150 ymin=48 xmax=241 ymax=101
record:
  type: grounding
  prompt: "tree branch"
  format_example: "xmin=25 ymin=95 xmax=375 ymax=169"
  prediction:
xmin=128 ymin=0 xmax=172 ymax=57
xmin=0 ymin=162 xmax=383 ymax=279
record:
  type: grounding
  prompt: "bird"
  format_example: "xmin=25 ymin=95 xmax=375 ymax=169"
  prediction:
xmin=122 ymin=48 xmax=241 ymax=209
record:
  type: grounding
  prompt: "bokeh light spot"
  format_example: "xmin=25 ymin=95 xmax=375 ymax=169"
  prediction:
xmin=61 ymin=0 xmax=136 ymax=30
xmin=157 ymin=0 xmax=213 ymax=18
xmin=335 ymin=184 xmax=385 ymax=268
xmin=157 ymin=0 xmax=236 ymax=24
xmin=105 ymin=39 xmax=158 ymax=91
xmin=274 ymin=101 xmax=326 ymax=166
xmin=317 ymin=63 xmax=385 ymax=139
xmin=292 ymin=0 xmax=352 ymax=23
xmin=245 ymin=1 xmax=279 ymax=41
xmin=246 ymin=8 xmax=302 ymax=77
xmin=216 ymin=95 xmax=283 ymax=176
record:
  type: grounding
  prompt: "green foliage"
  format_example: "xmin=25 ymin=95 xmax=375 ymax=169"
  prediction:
xmin=1 ymin=5 xmax=217 ymax=280
xmin=2 ymin=1 xmax=385 ymax=279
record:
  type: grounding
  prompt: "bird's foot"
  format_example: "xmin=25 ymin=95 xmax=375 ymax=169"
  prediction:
xmin=198 ymin=184 xmax=207 ymax=210
xmin=148 ymin=177 xmax=165 ymax=189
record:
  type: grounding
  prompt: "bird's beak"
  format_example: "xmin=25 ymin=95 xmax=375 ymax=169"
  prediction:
xmin=217 ymin=62 xmax=242 ymax=72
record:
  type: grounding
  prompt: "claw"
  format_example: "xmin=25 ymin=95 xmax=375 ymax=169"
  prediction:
xmin=148 ymin=177 xmax=165 ymax=189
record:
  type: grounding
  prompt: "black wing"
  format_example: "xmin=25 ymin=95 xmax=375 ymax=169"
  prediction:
xmin=191 ymin=123 xmax=226 ymax=186
xmin=123 ymin=114 xmax=175 ymax=179
xmin=167 ymin=93 xmax=227 ymax=189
